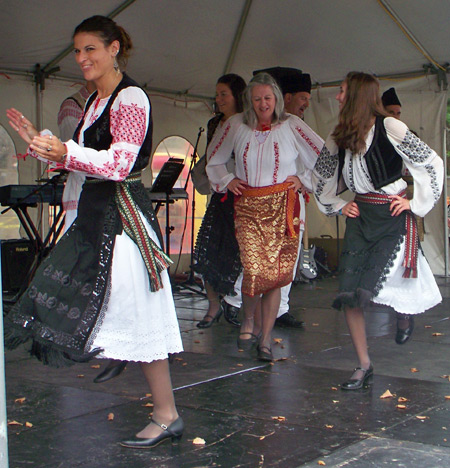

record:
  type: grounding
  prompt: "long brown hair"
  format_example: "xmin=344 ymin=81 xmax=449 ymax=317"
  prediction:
xmin=332 ymin=72 xmax=388 ymax=154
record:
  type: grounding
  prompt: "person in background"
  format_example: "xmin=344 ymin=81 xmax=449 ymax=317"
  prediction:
xmin=6 ymin=15 xmax=184 ymax=448
xmin=57 ymin=81 xmax=95 ymax=229
xmin=193 ymin=73 xmax=246 ymax=329
xmin=206 ymin=72 xmax=323 ymax=361
xmin=382 ymin=87 xmax=402 ymax=120
xmin=312 ymin=71 xmax=443 ymax=391
xmin=222 ymin=67 xmax=320 ymax=329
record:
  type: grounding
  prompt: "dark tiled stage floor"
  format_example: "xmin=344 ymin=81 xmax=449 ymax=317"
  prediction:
xmin=5 ymin=275 xmax=450 ymax=467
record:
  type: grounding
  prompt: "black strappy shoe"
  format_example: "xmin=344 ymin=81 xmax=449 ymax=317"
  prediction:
xmin=196 ymin=304 xmax=224 ymax=329
xmin=341 ymin=364 xmax=373 ymax=391
xmin=120 ymin=417 xmax=184 ymax=449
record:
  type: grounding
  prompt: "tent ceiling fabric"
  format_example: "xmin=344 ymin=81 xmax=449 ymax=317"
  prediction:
xmin=1 ymin=0 xmax=448 ymax=96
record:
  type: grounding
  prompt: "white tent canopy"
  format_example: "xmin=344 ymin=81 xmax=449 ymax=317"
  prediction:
xmin=0 ymin=0 xmax=448 ymax=274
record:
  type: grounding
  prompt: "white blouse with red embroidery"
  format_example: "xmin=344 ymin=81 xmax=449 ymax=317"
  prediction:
xmin=63 ymin=86 xmax=150 ymax=181
xmin=206 ymin=113 xmax=324 ymax=193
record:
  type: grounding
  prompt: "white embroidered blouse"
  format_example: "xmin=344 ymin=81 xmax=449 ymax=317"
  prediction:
xmin=206 ymin=113 xmax=324 ymax=192
xmin=312 ymin=117 xmax=443 ymax=218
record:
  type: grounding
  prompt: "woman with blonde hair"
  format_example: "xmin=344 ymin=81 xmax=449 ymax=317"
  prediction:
xmin=312 ymin=71 xmax=443 ymax=390
xmin=207 ymin=72 xmax=322 ymax=361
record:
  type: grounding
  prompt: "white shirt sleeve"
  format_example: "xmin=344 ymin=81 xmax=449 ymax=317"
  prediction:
xmin=312 ymin=133 xmax=348 ymax=216
xmin=288 ymin=115 xmax=324 ymax=192
xmin=384 ymin=117 xmax=444 ymax=217
xmin=206 ymin=113 xmax=241 ymax=192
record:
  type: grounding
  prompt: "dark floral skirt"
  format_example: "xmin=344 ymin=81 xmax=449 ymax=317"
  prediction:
xmin=192 ymin=191 xmax=241 ymax=296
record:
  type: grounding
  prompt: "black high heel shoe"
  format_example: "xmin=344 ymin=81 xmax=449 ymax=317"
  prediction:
xmin=237 ymin=332 xmax=259 ymax=350
xmin=196 ymin=304 xmax=223 ymax=329
xmin=341 ymin=364 xmax=373 ymax=391
xmin=395 ymin=313 xmax=415 ymax=345
xmin=120 ymin=417 xmax=184 ymax=449
xmin=256 ymin=345 xmax=273 ymax=362
xmin=94 ymin=360 xmax=128 ymax=383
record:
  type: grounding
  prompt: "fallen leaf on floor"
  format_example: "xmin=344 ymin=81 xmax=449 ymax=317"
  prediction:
xmin=193 ymin=437 xmax=206 ymax=445
xmin=271 ymin=416 xmax=286 ymax=422
xmin=238 ymin=349 xmax=244 ymax=353
xmin=14 ymin=397 xmax=26 ymax=404
xmin=182 ymin=362 xmax=188 ymax=366
xmin=7 ymin=421 xmax=23 ymax=426
xmin=325 ymin=424 xmax=334 ymax=429
xmin=107 ymin=413 xmax=114 ymax=421
xmin=432 ymin=333 xmax=443 ymax=336
xmin=410 ymin=368 xmax=419 ymax=373
xmin=380 ymin=390 xmax=394 ymax=399
xmin=194 ymin=340 xmax=200 ymax=344
xmin=318 ymin=461 xmax=326 ymax=466
xmin=424 ymin=325 xmax=432 ymax=328
xmin=416 ymin=415 xmax=429 ymax=420
xmin=145 ymin=393 xmax=152 ymax=397
xmin=332 ymin=400 xmax=339 ymax=404
xmin=396 ymin=404 xmax=407 ymax=409
xmin=174 ymin=357 xmax=183 ymax=361
xmin=25 ymin=422 xmax=33 ymax=428
xmin=312 ymin=323 xmax=319 ymax=326
xmin=331 ymin=387 xmax=338 ymax=391
xmin=77 ymin=375 xmax=85 ymax=378
xmin=275 ymin=357 xmax=288 ymax=361
xmin=91 ymin=364 xmax=101 ymax=369
xmin=445 ymin=396 xmax=450 ymax=400
xmin=441 ymin=375 xmax=450 ymax=381
xmin=273 ymin=338 xmax=283 ymax=344
xmin=398 ymin=397 xmax=409 ymax=402
xmin=142 ymin=403 xmax=153 ymax=407
xmin=236 ymin=363 xmax=244 ymax=367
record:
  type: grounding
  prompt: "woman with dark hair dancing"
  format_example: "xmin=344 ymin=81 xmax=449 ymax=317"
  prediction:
xmin=193 ymin=73 xmax=246 ymax=328
xmin=312 ymin=72 xmax=443 ymax=390
xmin=6 ymin=15 xmax=183 ymax=448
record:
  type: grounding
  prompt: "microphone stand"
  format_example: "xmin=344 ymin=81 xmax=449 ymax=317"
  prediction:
xmin=175 ymin=127 xmax=206 ymax=297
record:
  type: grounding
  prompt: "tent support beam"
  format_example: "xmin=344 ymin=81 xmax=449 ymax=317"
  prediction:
xmin=222 ymin=0 xmax=253 ymax=75
xmin=377 ymin=0 xmax=446 ymax=72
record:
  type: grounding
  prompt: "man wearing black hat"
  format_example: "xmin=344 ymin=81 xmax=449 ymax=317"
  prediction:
xmin=382 ymin=87 xmax=402 ymax=120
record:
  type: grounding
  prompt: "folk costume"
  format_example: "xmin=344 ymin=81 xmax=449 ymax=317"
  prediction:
xmin=206 ymin=113 xmax=323 ymax=296
xmin=192 ymin=114 xmax=242 ymax=296
xmin=313 ymin=116 xmax=443 ymax=314
xmin=5 ymin=74 xmax=183 ymax=365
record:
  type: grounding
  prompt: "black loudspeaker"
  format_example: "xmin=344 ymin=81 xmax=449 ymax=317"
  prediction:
xmin=1 ymin=239 xmax=36 ymax=293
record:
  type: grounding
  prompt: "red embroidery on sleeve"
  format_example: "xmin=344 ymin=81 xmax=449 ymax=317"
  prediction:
xmin=295 ymin=126 xmax=321 ymax=155
xmin=208 ymin=123 xmax=231 ymax=160
xmin=111 ymin=102 xmax=146 ymax=146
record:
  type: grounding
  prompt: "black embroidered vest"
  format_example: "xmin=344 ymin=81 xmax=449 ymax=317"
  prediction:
xmin=337 ymin=116 xmax=403 ymax=194
xmin=74 ymin=73 xmax=153 ymax=173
